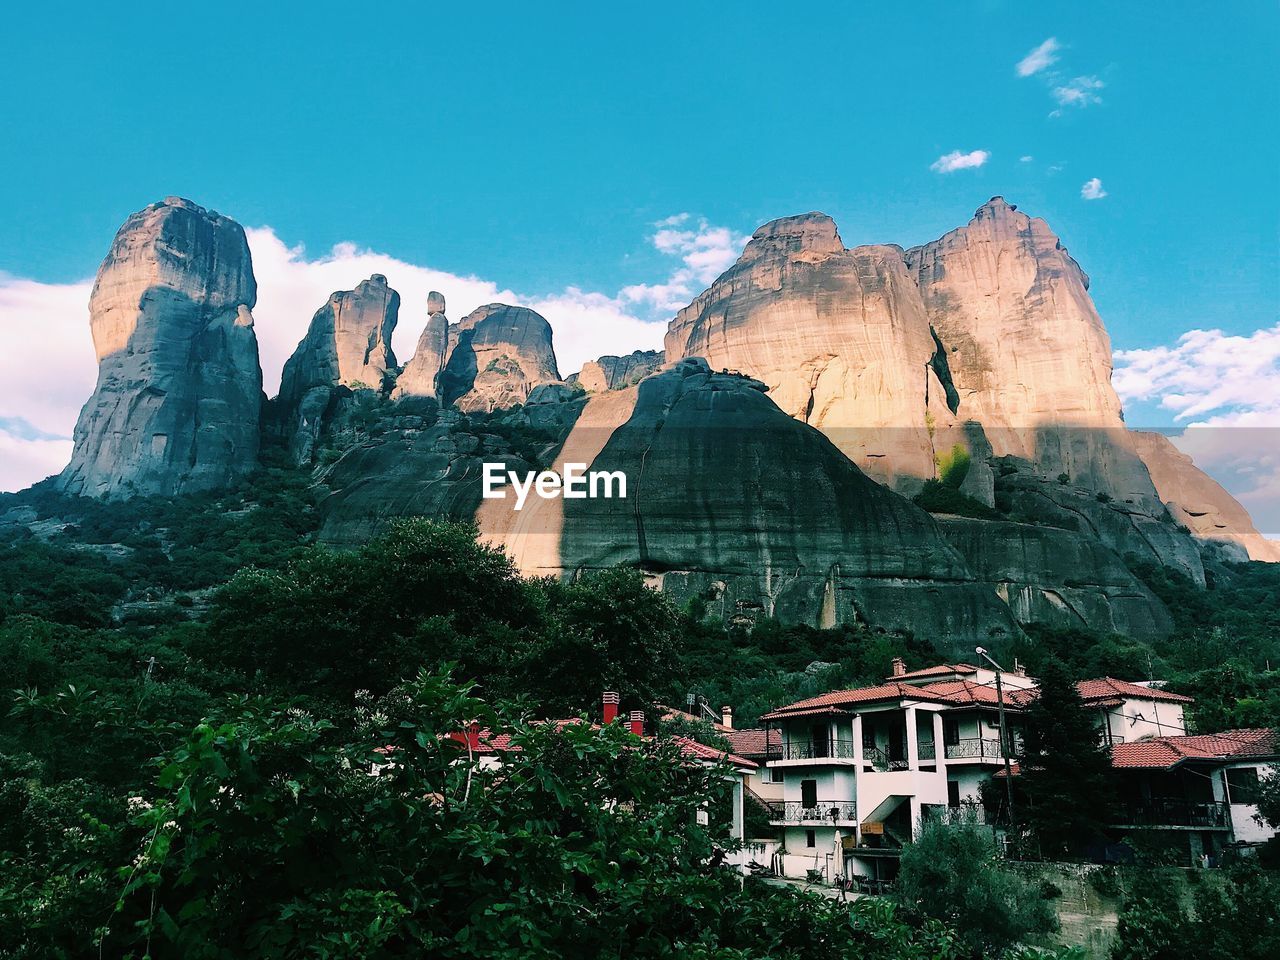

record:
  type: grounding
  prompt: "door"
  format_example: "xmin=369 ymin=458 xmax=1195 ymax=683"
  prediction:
xmin=801 ymin=778 xmax=818 ymax=809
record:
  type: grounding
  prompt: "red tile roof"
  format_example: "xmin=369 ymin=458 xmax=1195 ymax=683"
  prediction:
xmin=1076 ymin=677 xmax=1193 ymax=705
xmin=445 ymin=721 xmax=757 ymax=769
xmin=724 ymin=727 xmax=780 ymax=759
xmin=892 ymin=663 xmax=978 ymax=681
xmin=671 ymin=735 xmax=758 ymax=770
xmin=918 ymin=678 xmax=1035 ymax=708
xmin=1110 ymin=728 xmax=1278 ymax=769
xmin=760 ymin=682 xmax=955 ymax=720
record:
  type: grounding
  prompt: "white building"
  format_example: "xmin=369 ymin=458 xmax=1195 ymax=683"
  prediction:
xmin=758 ymin=659 xmax=1035 ymax=883
xmin=757 ymin=660 xmax=1278 ymax=879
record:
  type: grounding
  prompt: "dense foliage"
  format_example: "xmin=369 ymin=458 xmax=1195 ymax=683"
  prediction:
xmin=1110 ymin=863 xmax=1280 ymax=960
xmin=1 ymin=470 xmax=1277 ymax=957
xmin=896 ymin=816 xmax=1058 ymax=955
xmin=1013 ymin=658 xmax=1118 ymax=858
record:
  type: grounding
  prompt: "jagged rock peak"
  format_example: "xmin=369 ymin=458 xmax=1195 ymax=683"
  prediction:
xmin=393 ymin=291 xmax=450 ymax=401
xmin=58 ymin=197 xmax=262 ymax=498
xmin=575 ymin=349 xmax=663 ymax=392
xmin=281 ymin=274 xmax=400 ymax=397
xmin=739 ymin=211 xmax=844 ymax=264
xmin=440 ymin=303 xmax=562 ymax=412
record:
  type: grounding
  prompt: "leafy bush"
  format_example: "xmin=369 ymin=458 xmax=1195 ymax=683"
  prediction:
xmin=913 ymin=479 xmax=1003 ymax=520
xmin=896 ymin=815 xmax=1058 ymax=955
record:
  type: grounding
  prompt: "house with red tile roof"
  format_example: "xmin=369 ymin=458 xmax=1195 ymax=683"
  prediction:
xmin=752 ymin=656 xmax=1277 ymax=879
xmin=433 ymin=694 xmax=759 ymax=847
xmin=1107 ymin=727 xmax=1278 ymax=861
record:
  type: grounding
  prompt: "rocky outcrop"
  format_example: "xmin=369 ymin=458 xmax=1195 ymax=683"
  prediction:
xmin=547 ymin=358 xmax=1021 ymax=642
xmin=1129 ymin=431 xmax=1280 ymax=562
xmin=937 ymin=517 xmax=1174 ymax=640
xmin=439 ymin=303 xmax=562 ymax=412
xmin=392 ymin=291 xmax=449 ymax=400
xmin=574 ymin=350 xmax=663 ymax=392
xmin=904 ymin=198 xmax=1161 ymax=508
xmin=58 ymin=197 xmax=262 ymax=498
xmin=276 ymin=275 xmax=400 ymax=463
xmin=663 ymin=213 xmax=963 ymax=493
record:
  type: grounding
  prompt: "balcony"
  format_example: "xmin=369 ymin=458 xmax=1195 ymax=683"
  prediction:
xmin=781 ymin=738 xmax=857 ymax=761
xmin=768 ymin=800 xmax=858 ymax=823
xmin=1111 ymin=799 xmax=1230 ymax=829
xmin=944 ymin=737 xmax=1006 ymax=762
xmin=862 ymin=747 xmax=910 ymax=772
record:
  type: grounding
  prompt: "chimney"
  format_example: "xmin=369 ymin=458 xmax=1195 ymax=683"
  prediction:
xmin=721 ymin=705 xmax=734 ymax=729
xmin=602 ymin=690 xmax=620 ymax=724
xmin=891 ymin=657 xmax=906 ymax=677
xmin=1014 ymin=658 xmax=1027 ymax=678
xmin=466 ymin=721 xmax=481 ymax=751
xmin=629 ymin=710 xmax=645 ymax=737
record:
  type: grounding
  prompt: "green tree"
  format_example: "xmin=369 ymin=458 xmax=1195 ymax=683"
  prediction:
xmin=1015 ymin=658 xmax=1116 ymax=858
xmin=109 ymin=669 xmax=967 ymax=959
xmin=1111 ymin=864 xmax=1280 ymax=960
xmin=208 ymin=519 xmax=539 ymax=699
xmin=527 ymin=567 xmax=686 ymax=712
xmin=895 ymin=814 xmax=1058 ymax=956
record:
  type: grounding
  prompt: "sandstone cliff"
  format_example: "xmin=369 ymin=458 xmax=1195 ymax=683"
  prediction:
xmin=439 ymin=303 xmax=562 ymax=412
xmin=573 ymin=350 xmax=663 ymax=392
xmin=276 ymin=275 xmax=400 ymax=463
xmin=663 ymin=213 xmax=958 ymax=493
xmin=904 ymin=197 xmax=1160 ymax=507
xmin=58 ymin=197 xmax=262 ymax=498
xmin=392 ymin=291 xmax=449 ymax=400
xmin=1129 ymin=431 xmax=1280 ymax=562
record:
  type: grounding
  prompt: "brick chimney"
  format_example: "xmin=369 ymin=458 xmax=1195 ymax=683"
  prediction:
xmin=628 ymin=710 xmax=645 ymax=737
xmin=466 ymin=721 xmax=481 ymax=751
xmin=721 ymin=705 xmax=734 ymax=729
xmin=602 ymin=691 xmax=620 ymax=724
xmin=891 ymin=657 xmax=906 ymax=677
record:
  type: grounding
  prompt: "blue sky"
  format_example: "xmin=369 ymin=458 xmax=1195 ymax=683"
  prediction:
xmin=0 ymin=2 xmax=1277 ymax=526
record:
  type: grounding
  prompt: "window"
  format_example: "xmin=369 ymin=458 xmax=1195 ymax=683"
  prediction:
xmin=862 ymin=720 xmax=876 ymax=750
xmin=943 ymin=717 xmax=960 ymax=746
xmin=767 ymin=766 xmax=784 ymax=784
xmin=1227 ymin=767 xmax=1261 ymax=805
xmin=805 ymin=829 xmax=816 ymax=848
xmin=947 ymin=780 xmax=961 ymax=808
xmin=801 ymin=779 xmax=818 ymax=809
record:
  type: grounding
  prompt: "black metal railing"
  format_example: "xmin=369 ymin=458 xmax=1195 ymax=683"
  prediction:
xmin=918 ymin=742 xmax=937 ymax=762
xmin=782 ymin=738 xmax=857 ymax=760
xmin=860 ymin=747 xmax=911 ymax=771
xmin=944 ymin=737 xmax=1005 ymax=761
xmin=768 ymin=800 xmax=858 ymax=823
xmin=1112 ymin=799 xmax=1229 ymax=829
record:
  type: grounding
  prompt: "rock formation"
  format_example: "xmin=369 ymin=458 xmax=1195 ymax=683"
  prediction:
xmin=438 ymin=303 xmax=562 ymax=412
xmin=664 ymin=213 xmax=962 ymax=493
xmin=392 ymin=291 xmax=450 ymax=400
xmin=553 ymin=358 xmax=1020 ymax=641
xmin=904 ymin=197 xmax=1159 ymax=507
xmin=276 ymin=275 xmax=400 ymax=462
xmin=1129 ymin=431 xmax=1280 ymax=562
xmin=574 ymin=350 xmax=663 ymax=392
xmin=58 ymin=197 xmax=262 ymax=498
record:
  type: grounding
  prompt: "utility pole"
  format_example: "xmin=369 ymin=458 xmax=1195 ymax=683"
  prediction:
xmin=976 ymin=646 xmax=1017 ymax=847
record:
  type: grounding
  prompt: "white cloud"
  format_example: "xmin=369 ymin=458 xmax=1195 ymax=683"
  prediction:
xmin=1114 ymin=324 xmax=1280 ymax=425
xmin=930 ymin=149 xmax=990 ymax=174
xmin=1016 ymin=38 xmax=1061 ymax=77
xmin=1080 ymin=178 xmax=1108 ymax=200
xmin=1051 ymin=75 xmax=1105 ymax=114
xmin=620 ymin=217 xmax=750 ymax=313
xmin=1115 ymin=324 xmax=1280 ymax=536
xmin=1019 ymin=155 xmax=1034 ymax=163
xmin=0 ymin=214 xmax=753 ymax=492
